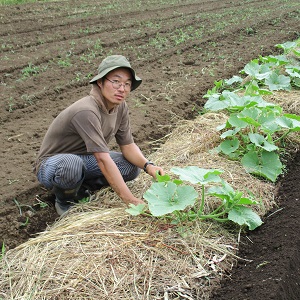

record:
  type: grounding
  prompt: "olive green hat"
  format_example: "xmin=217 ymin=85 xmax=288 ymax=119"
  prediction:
xmin=89 ymin=55 xmax=142 ymax=91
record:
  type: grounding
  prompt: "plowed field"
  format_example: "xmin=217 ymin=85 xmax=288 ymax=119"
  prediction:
xmin=1 ymin=0 xmax=300 ymax=299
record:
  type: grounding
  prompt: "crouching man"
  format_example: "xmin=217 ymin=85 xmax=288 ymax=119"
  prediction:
xmin=34 ymin=55 xmax=164 ymax=215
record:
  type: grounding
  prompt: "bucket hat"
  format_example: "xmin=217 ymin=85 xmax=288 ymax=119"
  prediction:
xmin=89 ymin=55 xmax=142 ymax=91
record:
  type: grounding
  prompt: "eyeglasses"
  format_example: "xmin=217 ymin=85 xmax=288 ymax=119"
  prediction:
xmin=105 ymin=77 xmax=132 ymax=91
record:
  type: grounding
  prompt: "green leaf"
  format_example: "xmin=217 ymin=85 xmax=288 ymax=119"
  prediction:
xmin=225 ymin=75 xmax=243 ymax=85
xmin=259 ymin=110 xmax=282 ymax=134
xmin=125 ymin=204 xmax=146 ymax=216
xmin=238 ymin=107 xmax=261 ymax=124
xmin=283 ymin=113 xmax=300 ymax=121
xmin=228 ymin=206 xmax=263 ymax=230
xmin=265 ymin=73 xmax=291 ymax=91
xmin=219 ymin=138 xmax=240 ymax=154
xmin=204 ymin=93 xmax=229 ymax=111
xmin=243 ymin=60 xmax=260 ymax=76
xmin=156 ymin=172 xmax=171 ymax=182
xmin=248 ymin=133 xmax=278 ymax=151
xmin=245 ymin=80 xmax=272 ymax=96
xmin=241 ymin=150 xmax=283 ymax=182
xmin=228 ymin=114 xmax=248 ymax=129
xmin=285 ymin=66 xmax=300 ymax=78
xmin=292 ymin=77 xmax=300 ymax=88
xmin=276 ymin=115 xmax=300 ymax=131
xmin=220 ymin=128 xmax=240 ymax=138
xmin=207 ymin=181 xmax=235 ymax=202
xmin=276 ymin=41 xmax=296 ymax=52
xmin=171 ymin=166 xmax=223 ymax=185
xmin=143 ymin=182 xmax=198 ymax=216
xmin=208 ymin=181 xmax=257 ymax=205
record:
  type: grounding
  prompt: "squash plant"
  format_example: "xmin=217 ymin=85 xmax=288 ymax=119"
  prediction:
xmin=126 ymin=167 xmax=263 ymax=230
xmin=203 ymin=40 xmax=300 ymax=182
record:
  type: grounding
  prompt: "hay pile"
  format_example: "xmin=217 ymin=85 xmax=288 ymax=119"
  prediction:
xmin=0 ymin=91 xmax=297 ymax=300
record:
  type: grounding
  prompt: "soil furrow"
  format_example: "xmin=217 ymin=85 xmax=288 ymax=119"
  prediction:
xmin=1 ymin=7 xmax=299 ymax=118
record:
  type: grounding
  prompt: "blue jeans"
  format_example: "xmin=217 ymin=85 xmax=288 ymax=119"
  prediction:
xmin=37 ymin=152 xmax=140 ymax=190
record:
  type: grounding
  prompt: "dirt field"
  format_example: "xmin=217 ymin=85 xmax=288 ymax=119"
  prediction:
xmin=1 ymin=0 xmax=300 ymax=298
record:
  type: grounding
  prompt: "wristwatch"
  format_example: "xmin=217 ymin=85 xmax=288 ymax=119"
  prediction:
xmin=143 ymin=161 xmax=155 ymax=173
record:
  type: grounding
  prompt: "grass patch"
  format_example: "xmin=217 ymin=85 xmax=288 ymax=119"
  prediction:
xmin=0 ymin=0 xmax=51 ymax=5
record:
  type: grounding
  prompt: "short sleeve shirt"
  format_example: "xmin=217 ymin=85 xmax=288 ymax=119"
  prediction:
xmin=34 ymin=84 xmax=134 ymax=172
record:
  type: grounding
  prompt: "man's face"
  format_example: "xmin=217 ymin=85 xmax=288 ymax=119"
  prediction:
xmin=98 ymin=68 xmax=132 ymax=110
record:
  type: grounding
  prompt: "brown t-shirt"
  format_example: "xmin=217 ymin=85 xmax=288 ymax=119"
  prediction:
xmin=34 ymin=84 xmax=134 ymax=173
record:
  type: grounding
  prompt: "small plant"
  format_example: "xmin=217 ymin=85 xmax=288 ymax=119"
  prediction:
xmin=127 ymin=167 xmax=262 ymax=230
xmin=57 ymin=56 xmax=72 ymax=67
xmin=78 ymin=196 xmax=90 ymax=204
xmin=0 ymin=242 xmax=5 ymax=260
xmin=7 ymin=97 xmax=15 ymax=112
xmin=21 ymin=63 xmax=40 ymax=78
xmin=35 ymin=196 xmax=49 ymax=209
xmin=13 ymin=198 xmax=35 ymax=216
xmin=19 ymin=217 xmax=29 ymax=228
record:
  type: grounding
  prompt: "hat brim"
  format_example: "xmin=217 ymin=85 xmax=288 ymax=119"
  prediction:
xmin=89 ymin=66 xmax=142 ymax=91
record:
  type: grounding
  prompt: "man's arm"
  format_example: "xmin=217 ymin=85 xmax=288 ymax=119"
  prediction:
xmin=120 ymin=143 xmax=164 ymax=178
xmin=93 ymin=152 xmax=144 ymax=206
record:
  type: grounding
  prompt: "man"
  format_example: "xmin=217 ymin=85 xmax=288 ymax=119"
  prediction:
xmin=34 ymin=55 xmax=164 ymax=216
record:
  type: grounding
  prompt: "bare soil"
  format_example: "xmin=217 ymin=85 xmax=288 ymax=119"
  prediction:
xmin=211 ymin=151 xmax=300 ymax=300
xmin=0 ymin=0 xmax=300 ymax=298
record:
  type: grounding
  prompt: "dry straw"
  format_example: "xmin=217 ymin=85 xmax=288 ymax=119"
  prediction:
xmin=0 ymin=92 xmax=297 ymax=300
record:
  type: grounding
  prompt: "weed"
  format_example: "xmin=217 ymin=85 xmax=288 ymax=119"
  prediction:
xmin=7 ymin=97 xmax=15 ymax=112
xmin=132 ymin=97 xmax=145 ymax=108
xmin=19 ymin=217 xmax=29 ymax=228
xmin=35 ymin=195 xmax=49 ymax=209
xmin=21 ymin=63 xmax=40 ymax=78
xmin=0 ymin=242 xmax=5 ymax=260
xmin=57 ymin=55 xmax=72 ymax=67
xmin=13 ymin=198 xmax=35 ymax=216
xmin=21 ymin=94 xmax=36 ymax=106
xmin=78 ymin=197 xmax=90 ymax=204
xmin=8 ymin=179 xmax=19 ymax=184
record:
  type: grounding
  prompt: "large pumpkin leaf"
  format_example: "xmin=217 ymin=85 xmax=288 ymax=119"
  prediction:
xmin=171 ymin=166 xmax=223 ymax=185
xmin=241 ymin=150 xmax=282 ymax=182
xmin=143 ymin=182 xmax=198 ymax=217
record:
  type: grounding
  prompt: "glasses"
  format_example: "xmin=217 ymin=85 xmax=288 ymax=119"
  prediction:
xmin=105 ymin=77 xmax=132 ymax=91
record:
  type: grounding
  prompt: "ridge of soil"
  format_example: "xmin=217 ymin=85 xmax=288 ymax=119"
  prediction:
xmin=0 ymin=0 xmax=300 ymax=298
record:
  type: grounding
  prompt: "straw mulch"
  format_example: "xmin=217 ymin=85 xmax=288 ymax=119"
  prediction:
xmin=0 ymin=91 xmax=298 ymax=300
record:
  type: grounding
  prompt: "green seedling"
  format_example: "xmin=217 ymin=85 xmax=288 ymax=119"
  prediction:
xmin=7 ymin=97 xmax=15 ymax=112
xmin=0 ymin=242 xmax=5 ymax=261
xmin=35 ymin=196 xmax=49 ymax=209
xmin=20 ymin=217 xmax=29 ymax=228
xmin=127 ymin=167 xmax=262 ymax=230
xmin=13 ymin=198 xmax=35 ymax=216
xmin=78 ymin=196 xmax=90 ymax=204
xmin=57 ymin=57 xmax=72 ymax=67
xmin=21 ymin=63 xmax=40 ymax=78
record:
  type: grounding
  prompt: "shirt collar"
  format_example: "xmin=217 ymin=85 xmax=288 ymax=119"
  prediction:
xmin=90 ymin=84 xmax=118 ymax=114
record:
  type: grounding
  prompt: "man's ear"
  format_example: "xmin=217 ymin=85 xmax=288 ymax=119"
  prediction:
xmin=97 ymin=79 xmax=103 ymax=89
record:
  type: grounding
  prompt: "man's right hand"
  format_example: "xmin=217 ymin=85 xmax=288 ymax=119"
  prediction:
xmin=129 ymin=197 xmax=146 ymax=206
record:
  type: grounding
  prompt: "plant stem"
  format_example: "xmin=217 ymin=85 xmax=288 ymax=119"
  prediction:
xmin=199 ymin=215 xmax=229 ymax=222
xmin=198 ymin=184 xmax=205 ymax=213
xmin=274 ymin=129 xmax=291 ymax=143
